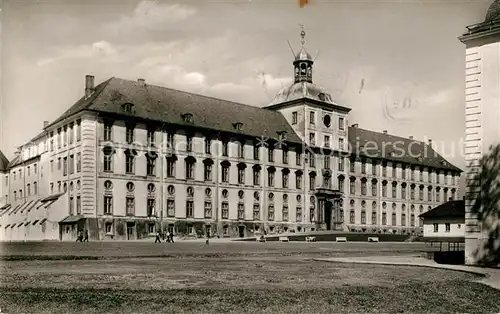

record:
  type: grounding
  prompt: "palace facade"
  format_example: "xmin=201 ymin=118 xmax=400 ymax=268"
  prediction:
xmin=0 ymin=34 xmax=461 ymax=241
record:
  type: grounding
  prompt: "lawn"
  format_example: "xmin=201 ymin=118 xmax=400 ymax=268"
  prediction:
xmin=1 ymin=242 xmax=499 ymax=314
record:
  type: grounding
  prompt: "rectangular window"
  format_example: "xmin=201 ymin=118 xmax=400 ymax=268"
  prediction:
xmin=268 ymin=147 xmax=274 ymax=162
xmin=292 ymin=111 xmax=298 ymax=124
xmin=104 ymin=196 xmax=113 ymax=215
xmin=126 ymin=155 xmax=134 ymax=174
xmin=283 ymin=149 xmax=288 ymax=164
xmin=282 ymin=205 xmax=289 ymax=221
xmin=338 ymin=138 xmax=344 ymax=150
xmin=57 ymin=128 xmax=62 ymax=148
xmin=33 ymin=182 xmax=37 ymax=194
xmin=147 ymin=129 xmax=155 ymax=146
xmin=309 ymin=133 xmax=315 ymax=146
xmin=167 ymin=133 xmax=175 ymax=149
xmin=204 ymin=164 xmax=212 ymax=181
xmin=76 ymin=196 xmax=81 ymax=214
xmin=69 ymin=196 xmax=74 ymax=215
xmin=392 ymin=164 xmax=397 ymax=177
xmin=338 ymin=117 xmax=344 ymax=130
xmin=324 ymin=156 xmax=330 ymax=169
xmin=103 ymin=123 xmax=112 ymax=141
xmin=371 ymin=182 xmax=377 ymax=196
xmin=253 ymin=204 xmax=260 ymax=220
xmin=372 ymin=162 xmax=377 ymax=175
xmin=253 ymin=169 xmax=260 ymax=186
xmin=185 ymin=161 xmax=194 ymax=180
xmin=324 ymin=135 xmax=330 ymax=148
xmin=402 ymin=165 xmax=406 ymax=179
xmin=268 ymin=204 xmax=275 ymax=221
xmin=167 ymin=160 xmax=175 ymax=177
xmin=63 ymin=125 xmax=67 ymax=147
xmin=205 ymin=138 xmax=211 ymax=154
xmin=382 ymin=165 xmax=387 ymax=177
xmin=126 ymin=197 xmax=135 ymax=216
xmin=445 ymin=223 xmax=450 ymax=232
xmin=69 ymin=123 xmax=74 ymax=144
xmin=204 ymin=201 xmax=212 ymax=218
xmin=434 ymin=223 xmax=439 ymax=232
xmin=238 ymin=168 xmax=245 ymax=184
xmin=282 ymin=173 xmax=289 ymax=188
xmin=222 ymin=166 xmax=229 ymax=183
xmin=253 ymin=144 xmax=259 ymax=160
xmin=296 ymin=174 xmax=302 ymax=189
xmin=296 ymin=152 xmax=301 ymax=166
xmin=104 ymin=154 xmax=112 ymax=172
xmin=126 ymin=125 xmax=134 ymax=143
xmin=361 ymin=161 xmax=366 ymax=174
xmin=296 ymin=207 xmax=302 ymax=222
xmin=237 ymin=141 xmax=244 ymax=158
xmin=76 ymin=119 xmax=81 ymax=142
xmin=338 ymin=157 xmax=344 ymax=172
xmin=222 ymin=202 xmax=229 ymax=219
xmin=309 ymin=152 xmax=315 ymax=167
xmin=309 ymin=175 xmax=316 ymax=191
xmin=69 ymin=155 xmax=74 ymax=174
xmin=63 ymin=157 xmax=68 ymax=176
xmin=350 ymin=159 xmax=355 ymax=173
xmin=147 ymin=157 xmax=156 ymax=176
xmin=382 ymin=213 xmax=387 ymax=225
xmin=310 ymin=111 xmax=315 ymax=124
xmin=76 ymin=153 xmax=81 ymax=172
xmin=147 ymin=199 xmax=155 ymax=217
xmin=167 ymin=199 xmax=175 ymax=217
xmin=392 ymin=184 xmax=397 ymax=198
xmin=186 ymin=135 xmax=193 ymax=152
xmin=268 ymin=171 xmax=275 ymax=187
xmin=238 ymin=203 xmax=244 ymax=219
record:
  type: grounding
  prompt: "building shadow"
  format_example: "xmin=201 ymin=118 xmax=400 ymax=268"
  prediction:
xmin=468 ymin=144 xmax=500 ymax=267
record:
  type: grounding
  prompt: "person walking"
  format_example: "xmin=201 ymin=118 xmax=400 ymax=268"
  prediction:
xmin=76 ymin=230 xmax=83 ymax=242
xmin=169 ymin=231 xmax=175 ymax=243
xmin=155 ymin=231 xmax=161 ymax=243
xmin=83 ymin=230 xmax=89 ymax=242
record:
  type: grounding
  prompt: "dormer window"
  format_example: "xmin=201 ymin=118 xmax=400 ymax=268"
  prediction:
xmin=318 ymin=93 xmax=326 ymax=101
xmin=122 ymin=103 xmax=135 ymax=113
xmin=233 ymin=122 xmax=244 ymax=131
xmin=182 ymin=113 xmax=193 ymax=123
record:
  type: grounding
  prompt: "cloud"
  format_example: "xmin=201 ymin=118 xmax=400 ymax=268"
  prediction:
xmin=106 ymin=1 xmax=196 ymax=35
xmin=37 ymin=41 xmax=117 ymax=66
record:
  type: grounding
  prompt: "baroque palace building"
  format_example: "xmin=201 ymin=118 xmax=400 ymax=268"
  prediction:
xmin=0 ymin=31 xmax=461 ymax=241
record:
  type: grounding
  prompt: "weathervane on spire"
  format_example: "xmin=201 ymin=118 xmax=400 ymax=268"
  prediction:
xmin=299 ymin=24 xmax=306 ymax=46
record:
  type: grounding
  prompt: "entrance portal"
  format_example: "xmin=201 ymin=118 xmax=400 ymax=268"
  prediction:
xmin=325 ymin=201 xmax=333 ymax=230
xmin=127 ymin=222 xmax=135 ymax=240
xmin=238 ymin=226 xmax=245 ymax=238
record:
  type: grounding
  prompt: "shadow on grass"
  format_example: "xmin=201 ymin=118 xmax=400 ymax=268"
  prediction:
xmin=468 ymin=144 xmax=500 ymax=267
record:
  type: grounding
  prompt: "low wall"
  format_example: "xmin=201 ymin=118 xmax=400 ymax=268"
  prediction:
xmin=234 ymin=232 xmax=415 ymax=242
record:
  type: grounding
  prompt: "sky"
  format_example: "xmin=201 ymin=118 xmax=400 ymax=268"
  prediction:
xmin=0 ymin=0 xmax=495 ymax=193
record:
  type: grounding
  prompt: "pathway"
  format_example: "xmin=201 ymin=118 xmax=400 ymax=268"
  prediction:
xmin=315 ymin=255 xmax=500 ymax=290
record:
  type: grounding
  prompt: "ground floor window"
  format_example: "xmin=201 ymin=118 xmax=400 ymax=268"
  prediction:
xmin=148 ymin=223 xmax=155 ymax=234
xmin=105 ymin=222 xmax=113 ymax=234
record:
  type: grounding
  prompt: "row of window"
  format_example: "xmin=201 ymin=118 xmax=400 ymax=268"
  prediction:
xmin=50 ymin=153 xmax=82 ymax=176
xmin=292 ymin=111 xmax=345 ymax=131
xmin=347 ymin=178 xmax=456 ymax=201
xmin=433 ymin=223 xmax=457 ymax=233
xmin=11 ymin=181 xmax=38 ymax=201
xmin=48 ymin=119 xmax=82 ymax=151
xmin=347 ymin=209 xmax=423 ymax=227
xmin=352 ymin=160 xmax=458 ymax=185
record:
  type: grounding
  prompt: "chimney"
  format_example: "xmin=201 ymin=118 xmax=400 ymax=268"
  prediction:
xmin=43 ymin=121 xmax=49 ymax=128
xmin=85 ymin=75 xmax=95 ymax=98
xmin=138 ymin=78 xmax=146 ymax=86
xmin=409 ymin=136 xmax=414 ymax=140
xmin=352 ymin=123 xmax=358 ymax=128
xmin=383 ymin=130 xmax=387 ymax=134
xmin=428 ymin=139 xmax=432 ymax=147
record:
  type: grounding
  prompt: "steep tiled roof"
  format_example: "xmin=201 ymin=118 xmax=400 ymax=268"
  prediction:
xmin=0 ymin=151 xmax=9 ymax=172
xmin=348 ymin=127 xmax=462 ymax=172
xmin=49 ymin=77 xmax=303 ymax=144
xmin=6 ymin=154 xmax=21 ymax=169
xmin=419 ymin=200 xmax=464 ymax=219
